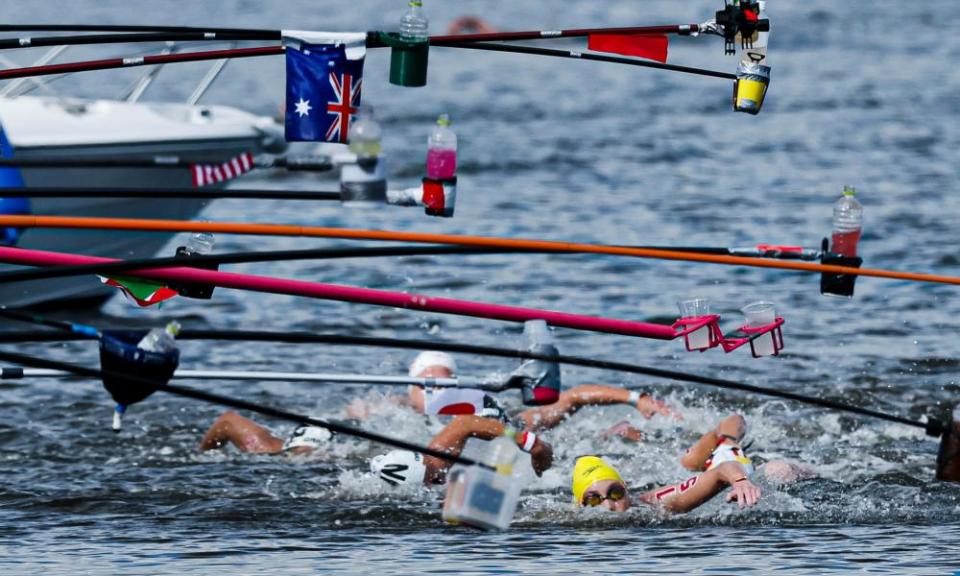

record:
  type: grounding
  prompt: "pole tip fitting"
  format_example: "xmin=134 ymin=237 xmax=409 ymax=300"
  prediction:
xmin=926 ymin=419 xmax=946 ymax=438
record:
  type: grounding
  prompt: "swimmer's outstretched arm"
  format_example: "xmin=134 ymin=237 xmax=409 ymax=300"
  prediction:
xmin=422 ymin=416 xmax=553 ymax=484
xmin=345 ymin=392 xmax=412 ymax=419
xmin=198 ymin=410 xmax=285 ymax=454
xmin=638 ymin=461 xmax=761 ymax=514
xmin=680 ymin=414 xmax=747 ymax=471
xmin=517 ymin=385 xmax=677 ymax=431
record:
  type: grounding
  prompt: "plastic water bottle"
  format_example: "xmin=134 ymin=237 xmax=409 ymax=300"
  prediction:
xmin=342 ymin=106 xmax=387 ymax=205
xmin=348 ymin=105 xmax=382 ymax=159
xmin=137 ymin=321 xmax=181 ymax=354
xmin=399 ymin=0 xmax=429 ymax=43
xmin=442 ymin=428 xmax=525 ymax=530
xmin=426 ymin=114 xmax=457 ymax=180
xmin=831 ymin=186 xmax=863 ymax=257
xmin=184 ymin=231 xmax=215 ymax=255
xmin=743 ymin=1 xmax=769 ymax=65
xmin=486 ymin=429 xmax=521 ymax=475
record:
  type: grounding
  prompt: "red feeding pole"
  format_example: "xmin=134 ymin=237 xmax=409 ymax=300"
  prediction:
xmin=0 ymin=45 xmax=284 ymax=80
xmin=0 ymin=246 xmax=681 ymax=340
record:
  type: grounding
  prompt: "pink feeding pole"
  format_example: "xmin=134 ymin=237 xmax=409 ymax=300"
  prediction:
xmin=0 ymin=247 xmax=679 ymax=340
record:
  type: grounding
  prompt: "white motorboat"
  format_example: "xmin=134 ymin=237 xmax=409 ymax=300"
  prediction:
xmin=0 ymin=94 xmax=287 ymax=307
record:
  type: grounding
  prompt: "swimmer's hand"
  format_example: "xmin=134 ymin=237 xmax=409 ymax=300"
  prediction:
xmin=636 ymin=394 xmax=683 ymax=421
xmin=529 ymin=439 xmax=553 ymax=477
xmin=346 ymin=398 xmax=373 ymax=420
xmin=602 ymin=420 xmax=644 ymax=442
xmin=725 ymin=477 xmax=761 ymax=508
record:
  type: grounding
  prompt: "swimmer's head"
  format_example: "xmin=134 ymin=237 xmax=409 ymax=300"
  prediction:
xmin=371 ymin=450 xmax=427 ymax=487
xmin=409 ymin=351 xmax=457 ymax=378
xmin=572 ymin=455 xmax=630 ymax=512
xmin=282 ymin=425 xmax=333 ymax=453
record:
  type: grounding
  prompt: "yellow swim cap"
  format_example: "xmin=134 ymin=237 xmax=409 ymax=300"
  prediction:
xmin=572 ymin=456 xmax=623 ymax=506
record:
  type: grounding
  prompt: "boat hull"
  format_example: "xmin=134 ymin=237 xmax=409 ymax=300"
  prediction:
xmin=0 ymin=97 xmax=284 ymax=308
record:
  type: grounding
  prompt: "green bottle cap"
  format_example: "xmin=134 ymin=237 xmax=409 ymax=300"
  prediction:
xmin=843 ymin=185 xmax=856 ymax=197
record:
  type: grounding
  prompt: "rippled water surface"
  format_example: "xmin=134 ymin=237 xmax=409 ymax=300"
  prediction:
xmin=2 ymin=1 xmax=960 ymax=574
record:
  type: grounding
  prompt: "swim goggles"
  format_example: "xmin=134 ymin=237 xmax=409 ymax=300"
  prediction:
xmin=581 ymin=482 xmax=627 ymax=507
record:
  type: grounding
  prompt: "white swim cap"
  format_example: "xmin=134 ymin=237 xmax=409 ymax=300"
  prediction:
xmin=408 ymin=351 xmax=457 ymax=377
xmin=370 ymin=450 xmax=427 ymax=487
xmin=282 ymin=425 xmax=333 ymax=451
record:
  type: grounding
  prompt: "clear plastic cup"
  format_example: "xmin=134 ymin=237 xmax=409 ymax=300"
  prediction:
xmin=677 ymin=298 xmax=711 ymax=350
xmin=741 ymin=301 xmax=777 ymax=356
xmin=678 ymin=298 xmax=710 ymax=318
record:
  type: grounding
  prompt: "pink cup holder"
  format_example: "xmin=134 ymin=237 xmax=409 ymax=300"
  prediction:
xmin=673 ymin=316 xmax=785 ymax=357
xmin=719 ymin=317 xmax=785 ymax=357
xmin=672 ymin=315 xmax=722 ymax=352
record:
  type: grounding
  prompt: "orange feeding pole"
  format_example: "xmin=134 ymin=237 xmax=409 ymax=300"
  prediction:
xmin=2 ymin=214 xmax=959 ymax=287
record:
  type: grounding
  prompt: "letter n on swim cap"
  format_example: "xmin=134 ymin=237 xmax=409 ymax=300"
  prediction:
xmin=371 ymin=450 xmax=426 ymax=487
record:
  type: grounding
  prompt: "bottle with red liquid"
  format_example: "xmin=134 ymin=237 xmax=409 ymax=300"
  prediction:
xmin=831 ymin=186 xmax=863 ymax=257
xmin=426 ymin=114 xmax=457 ymax=180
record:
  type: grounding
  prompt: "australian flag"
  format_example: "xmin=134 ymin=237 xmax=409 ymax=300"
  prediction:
xmin=285 ymin=41 xmax=365 ymax=143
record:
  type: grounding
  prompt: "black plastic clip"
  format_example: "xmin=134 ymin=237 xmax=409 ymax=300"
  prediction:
xmin=819 ymin=238 xmax=863 ymax=298
xmin=715 ymin=2 xmax=769 ymax=55
xmin=170 ymin=246 xmax=219 ymax=300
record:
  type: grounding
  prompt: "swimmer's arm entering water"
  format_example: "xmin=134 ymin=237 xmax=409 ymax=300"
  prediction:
xmin=638 ymin=461 xmax=761 ymax=513
xmin=198 ymin=411 xmax=285 ymax=454
xmin=680 ymin=414 xmax=747 ymax=471
xmin=422 ymin=416 xmax=553 ymax=484
xmin=517 ymin=385 xmax=677 ymax=431
xmin=345 ymin=391 xmax=415 ymax=419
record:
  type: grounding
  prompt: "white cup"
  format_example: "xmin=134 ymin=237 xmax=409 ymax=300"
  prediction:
xmin=741 ymin=301 xmax=777 ymax=356
xmin=678 ymin=298 xmax=712 ymax=350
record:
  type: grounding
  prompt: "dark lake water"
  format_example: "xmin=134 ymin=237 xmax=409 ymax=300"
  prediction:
xmin=2 ymin=0 xmax=960 ymax=574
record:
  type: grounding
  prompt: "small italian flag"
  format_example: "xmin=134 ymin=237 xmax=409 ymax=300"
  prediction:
xmin=99 ymin=275 xmax=179 ymax=307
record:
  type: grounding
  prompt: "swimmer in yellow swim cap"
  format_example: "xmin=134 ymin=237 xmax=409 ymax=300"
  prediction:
xmin=572 ymin=456 xmax=631 ymax=512
xmin=572 ymin=414 xmax=816 ymax=514
xmin=572 ymin=452 xmax=759 ymax=514
xmin=572 ymin=414 xmax=760 ymax=512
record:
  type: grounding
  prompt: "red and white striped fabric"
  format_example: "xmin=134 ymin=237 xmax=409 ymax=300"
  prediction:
xmin=190 ymin=152 xmax=255 ymax=187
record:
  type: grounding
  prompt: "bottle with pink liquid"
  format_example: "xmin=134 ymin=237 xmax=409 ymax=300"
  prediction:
xmin=426 ymin=114 xmax=457 ymax=180
xmin=831 ymin=186 xmax=863 ymax=257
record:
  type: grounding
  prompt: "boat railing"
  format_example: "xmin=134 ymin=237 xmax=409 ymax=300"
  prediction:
xmin=0 ymin=44 xmax=68 ymax=98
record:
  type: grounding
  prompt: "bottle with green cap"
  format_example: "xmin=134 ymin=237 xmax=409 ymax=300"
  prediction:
xmin=831 ymin=185 xmax=863 ymax=257
xmin=426 ymin=114 xmax=457 ymax=180
xmin=400 ymin=0 xmax=429 ymax=43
